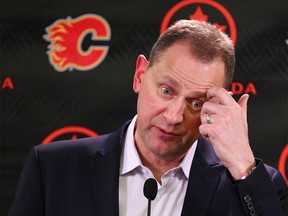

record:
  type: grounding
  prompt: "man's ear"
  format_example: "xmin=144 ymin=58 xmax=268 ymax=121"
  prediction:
xmin=133 ymin=54 xmax=149 ymax=93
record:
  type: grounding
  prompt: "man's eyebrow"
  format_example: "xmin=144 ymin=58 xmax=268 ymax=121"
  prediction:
xmin=187 ymin=91 xmax=207 ymax=101
xmin=159 ymin=75 xmax=207 ymax=99
xmin=159 ymin=75 xmax=181 ymax=88
xmin=195 ymin=92 xmax=207 ymax=99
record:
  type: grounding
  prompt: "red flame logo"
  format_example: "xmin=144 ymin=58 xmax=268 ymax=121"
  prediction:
xmin=44 ymin=14 xmax=111 ymax=72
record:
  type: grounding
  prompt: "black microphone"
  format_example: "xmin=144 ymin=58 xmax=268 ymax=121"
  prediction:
xmin=143 ymin=178 xmax=158 ymax=216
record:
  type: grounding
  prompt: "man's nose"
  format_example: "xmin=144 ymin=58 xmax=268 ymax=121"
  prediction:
xmin=163 ymin=99 xmax=185 ymax=125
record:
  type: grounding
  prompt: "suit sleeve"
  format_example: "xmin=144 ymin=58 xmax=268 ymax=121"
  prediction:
xmin=9 ymin=147 xmax=45 ymax=216
xmin=235 ymin=159 xmax=287 ymax=216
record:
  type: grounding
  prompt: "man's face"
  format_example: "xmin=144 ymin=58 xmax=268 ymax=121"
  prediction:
xmin=133 ymin=41 xmax=225 ymax=161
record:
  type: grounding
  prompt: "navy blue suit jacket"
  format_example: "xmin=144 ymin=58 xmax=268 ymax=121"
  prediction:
xmin=9 ymin=121 xmax=287 ymax=215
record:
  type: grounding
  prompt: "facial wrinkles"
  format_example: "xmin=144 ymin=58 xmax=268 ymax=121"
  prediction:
xmin=178 ymin=60 xmax=223 ymax=87
xmin=159 ymin=67 xmax=208 ymax=94
xmin=161 ymin=42 xmax=225 ymax=92
xmin=174 ymin=71 xmax=210 ymax=94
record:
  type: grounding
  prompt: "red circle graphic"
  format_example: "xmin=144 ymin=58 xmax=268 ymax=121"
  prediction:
xmin=42 ymin=126 xmax=98 ymax=144
xmin=160 ymin=0 xmax=237 ymax=45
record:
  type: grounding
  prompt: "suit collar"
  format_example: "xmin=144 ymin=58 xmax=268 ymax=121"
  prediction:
xmin=181 ymin=137 xmax=221 ymax=216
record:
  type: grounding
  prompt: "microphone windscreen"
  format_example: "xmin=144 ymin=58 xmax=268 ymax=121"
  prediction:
xmin=143 ymin=178 xmax=158 ymax=200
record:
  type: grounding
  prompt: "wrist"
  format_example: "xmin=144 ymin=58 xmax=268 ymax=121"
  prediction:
xmin=239 ymin=166 xmax=256 ymax=180
xmin=234 ymin=161 xmax=257 ymax=181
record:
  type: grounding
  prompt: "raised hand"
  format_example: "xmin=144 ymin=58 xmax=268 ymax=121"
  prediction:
xmin=199 ymin=87 xmax=256 ymax=180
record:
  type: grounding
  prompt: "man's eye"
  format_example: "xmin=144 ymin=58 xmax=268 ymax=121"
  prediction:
xmin=161 ymin=87 xmax=171 ymax=95
xmin=191 ymin=100 xmax=203 ymax=110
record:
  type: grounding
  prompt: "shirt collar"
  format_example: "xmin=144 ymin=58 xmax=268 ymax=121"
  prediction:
xmin=120 ymin=115 xmax=142 ymax=175
xmin=119 ymin=115 xmax=198 ymax=179
xmin=180 ymin=139 xmax=197 ymax=179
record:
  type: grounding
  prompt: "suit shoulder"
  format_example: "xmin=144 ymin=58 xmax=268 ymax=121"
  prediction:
xmin=34 ymin=133 xmax=112 ymax=158
xmin=263 ymin=163 xmax=287 ymax=186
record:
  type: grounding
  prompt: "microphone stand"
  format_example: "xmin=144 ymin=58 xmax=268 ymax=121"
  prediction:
xmin=147 ymin=198 xmax=152 ymax=216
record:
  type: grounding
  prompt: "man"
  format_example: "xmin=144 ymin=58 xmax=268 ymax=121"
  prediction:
xmin=9 ymin=20 xmax=287 ymax=216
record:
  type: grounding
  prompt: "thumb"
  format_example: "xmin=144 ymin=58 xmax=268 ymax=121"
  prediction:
xmin=238 ymin=94 xmax=249 ymax=120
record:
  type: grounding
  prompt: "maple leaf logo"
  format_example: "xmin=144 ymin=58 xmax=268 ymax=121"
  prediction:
xmin=160 ymin=0 xmax=237 ymax=45
xmin=190 ymin=6 xmax=227 ymax=32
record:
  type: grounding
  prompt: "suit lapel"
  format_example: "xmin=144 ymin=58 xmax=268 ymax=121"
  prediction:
xmin=89 ymin=122 xmax=129 ymax=216
xmin=90 ymin=151 xmax=120 ymax=215
xmin=181 ymin=138 xmax=221 ymax=216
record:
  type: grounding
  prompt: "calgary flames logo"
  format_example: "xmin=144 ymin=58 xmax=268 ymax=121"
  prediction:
xmin=44 ymin=14 xmax=111 ymax=72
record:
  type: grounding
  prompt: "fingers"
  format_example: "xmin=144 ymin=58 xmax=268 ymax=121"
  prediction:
xmin=200 ymin=87 xmax=249 ymax=137
xmin=202 ymin=88 xmax=249 ymax=116
xmin=238 ymin=94 xmax=249 ymax=111
xmin=206 ymin=87 xmax=236 ymax=106
xmin=237 ymin=93 xmax=249 ymax=122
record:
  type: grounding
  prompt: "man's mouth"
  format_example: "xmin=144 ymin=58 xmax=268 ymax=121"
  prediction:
xmin=156 ymin=126 xmax=181 ymax=137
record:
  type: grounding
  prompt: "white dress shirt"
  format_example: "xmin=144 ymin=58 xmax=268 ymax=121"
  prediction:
xmin=119 ymin=115 xmax=198 ymax=216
